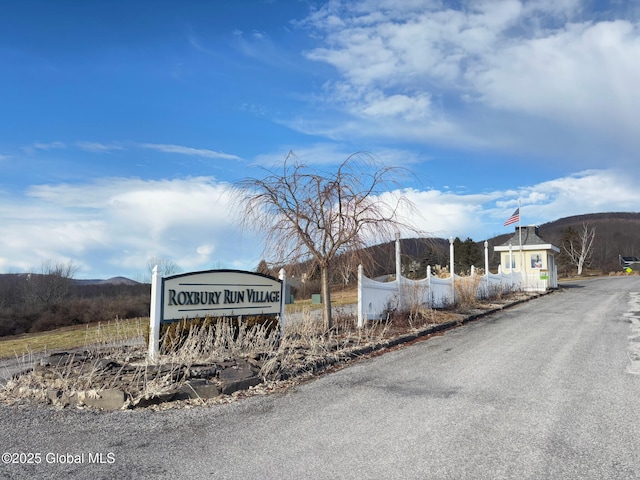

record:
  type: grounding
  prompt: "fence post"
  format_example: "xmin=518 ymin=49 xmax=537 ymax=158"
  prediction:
xmin=449 ymin=237 xmax=455 ymax=304
xmin=484 ymin=240 xmax=489 ymax=297
xmin=279 ymin=268 xmax=286 ymax=338
xmin=357 ymin=264 xmax=364 ymax=328
xmin=395 ymin=232 xmax=402 ymax=312
xmin=148 ymin=265 xmax=162 ymax=363
xmin=509 ymin=243 xmax=513 ymax=273
xmin=426 ymin=265 xmax=432 ymax=307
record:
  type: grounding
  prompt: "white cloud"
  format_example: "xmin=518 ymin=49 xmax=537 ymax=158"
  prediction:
xmin=470 ymin=21 xmax=640 ymax=127
xmin=393 ymin=188 xmax=500 ymax=239
xmin=21 ymin=141 xmax=66 ymax=154
xmin=75 ymin=141 xmax=124 ymax=152
xmin=298 ymin=0 xmax=640 ymax=165
xmin=515 ymin=169 xmax=640 ymax=222
xmin=251 ymin=144 xmax=429 ymax=178
xmin=33 ymin=141 xmax=66 ymax=150
xmin=0 ymin=177 xmax=262 ymax=278
xmin=139 ymin=143 xmax=242 ymax=161
xmin=1 ymin=169 xmax=638 ymax=278
xmin=384 ymin=169 xmax=640 ymax=241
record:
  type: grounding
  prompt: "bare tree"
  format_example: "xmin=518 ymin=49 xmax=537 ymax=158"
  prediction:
xmin=146 ymin=257 xmax=182 ymax=280
xmin=562 ymin=223 xmax=596 ymax=276
xmin=234 ymin=151 xmax=420 ymax=330
xmin=23 ymin=260 xmax=78 ymax=305
xmin=335 ymin=254 xmax=357 ymax=286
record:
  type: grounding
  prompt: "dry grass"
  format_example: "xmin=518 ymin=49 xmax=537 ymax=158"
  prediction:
xmin=609 ymin=270 xmax=640 ymax=276
xmin=0 ymin=318 xmax=146 ymax=359
xmin=285 ymin=287 xmax=358 ymax=313
xmin=455 ymin=275 xmax=483 ymax=309
xmin=157 ymin=317 xmax=278 ymax=364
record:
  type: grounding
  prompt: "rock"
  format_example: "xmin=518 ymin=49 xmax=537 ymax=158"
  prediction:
xmin=189 ymin=366 xmax=218 ymax=379
xmin=80 ymin=389 xmax=126 ymax=411
xmin=45 ymin=389 xmax=79 ymax=408
xmin=242 ymin=359 xmax=262 ymax=374
xmin=132 ymin=391 xmax=177 ymax=408
xmin=60 ymin=391 xmax=78 ymax=407
xmin=219 ymin=365 xmax=261 ymax=395
xmin=217 ymin=359 xmax=237 ymax=369
xmin=220 ymin=377 xmax=261 ymax=395
xmin=174 ymin=379 xmax=221 ymax=400
xmin=92 ymin=358 xmax=122 ymax=370
xmin=46 ymin=389 xmax=61 ymax=404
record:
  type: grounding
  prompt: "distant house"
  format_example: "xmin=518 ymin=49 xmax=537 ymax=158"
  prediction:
xmin=494 ymin=225 xmax=560 ymax=291
xmin=619 ymin=255 xmax=640 ymax=271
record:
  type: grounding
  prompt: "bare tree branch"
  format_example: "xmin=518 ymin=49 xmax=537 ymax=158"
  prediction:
xmin=23 ymin=260 xmax=78 ymax=305
xmin=233 ymin=151 xmax=422 ymax=329
xmin=146 ymin=257 xmax=182 ymax=280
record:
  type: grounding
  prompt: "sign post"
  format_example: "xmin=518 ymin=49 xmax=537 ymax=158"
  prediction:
xmin=148 ymin=265 xmax=163 ymax=362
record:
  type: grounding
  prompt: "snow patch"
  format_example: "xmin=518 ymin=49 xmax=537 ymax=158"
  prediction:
xmin=626 ymin=292 xmax=640 ymax=375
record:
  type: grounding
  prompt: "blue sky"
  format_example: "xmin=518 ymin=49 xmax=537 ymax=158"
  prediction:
xmin=1 ymin=0 xmax=639 ymax=280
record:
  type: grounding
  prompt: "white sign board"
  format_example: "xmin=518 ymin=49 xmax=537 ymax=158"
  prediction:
xmin=162 ymin=270 xmax=282 ymax=320
xmin=148 ymin=268 xmax=285 ymax=361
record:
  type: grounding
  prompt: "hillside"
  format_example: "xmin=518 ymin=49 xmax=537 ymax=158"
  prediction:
xmin=521 ymin=212 xmax=640 ymax=273
xmin=73 ymin=276 xmax=140 ymax=286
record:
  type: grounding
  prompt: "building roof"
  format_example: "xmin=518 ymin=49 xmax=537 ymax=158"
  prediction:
xmin=620 ymin=256 xmax=640 ymax=264
xmin=619 ymin=256 xmax=640 ymax=270
xmin=494 ymin=225 xmax=560 ymax=253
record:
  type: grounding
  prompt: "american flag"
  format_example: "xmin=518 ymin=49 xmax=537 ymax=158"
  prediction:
xmin=504 ymin=208 xmax=520 ymax=226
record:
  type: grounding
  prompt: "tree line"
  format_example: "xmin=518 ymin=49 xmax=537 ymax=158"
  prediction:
xmin=0 ymin=262 xmax=149 ymax=337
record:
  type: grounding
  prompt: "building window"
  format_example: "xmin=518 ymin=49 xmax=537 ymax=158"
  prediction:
xmin=531 ymin=253 xmax=543 ymax=269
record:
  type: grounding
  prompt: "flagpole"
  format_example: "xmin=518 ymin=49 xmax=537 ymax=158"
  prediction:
xmin=518 ymin=199 xmax=522 ymax=250
xmin=518 ymin=200 xmax=523 ymax=282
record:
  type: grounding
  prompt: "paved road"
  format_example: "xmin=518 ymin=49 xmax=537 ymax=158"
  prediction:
xmin=1 ymin=276 xmax=639 ymax=479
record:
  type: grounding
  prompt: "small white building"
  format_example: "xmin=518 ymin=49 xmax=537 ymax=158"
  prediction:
xmin=494 ymin=225 xmax=560 ymax=291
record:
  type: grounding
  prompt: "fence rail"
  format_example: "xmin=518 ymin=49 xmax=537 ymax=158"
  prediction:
xmin=357 ymin=265 xmax=521 ymax=327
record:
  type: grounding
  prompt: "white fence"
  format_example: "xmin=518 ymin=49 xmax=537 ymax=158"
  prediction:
xmin=357 ymin=265 xmax=521 ymax=327
xmin=356 ymin=236 xmax=547 ymax=327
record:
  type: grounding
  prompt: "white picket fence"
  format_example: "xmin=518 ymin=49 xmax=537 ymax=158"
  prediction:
xmin=355 ymin=236 xmax=559 ymax=326
xmin=357 ymin=264 xmax=521 ymax=327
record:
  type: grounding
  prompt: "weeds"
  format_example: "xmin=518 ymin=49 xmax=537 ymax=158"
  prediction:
xmin=455 ymin=275 xmax=483 ymax=309
xmin=158 ymin=317 xmax=278 ymax=364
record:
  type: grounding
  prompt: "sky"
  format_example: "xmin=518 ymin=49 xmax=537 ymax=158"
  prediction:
xmin=1 ymin=0 xmax=639 ymax=280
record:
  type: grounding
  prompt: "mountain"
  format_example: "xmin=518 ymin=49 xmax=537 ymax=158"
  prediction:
xmin=73 ymin=276 xmax=141 ymax=286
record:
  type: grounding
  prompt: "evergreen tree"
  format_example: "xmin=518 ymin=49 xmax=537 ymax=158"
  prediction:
xmin=453 ymin=237 xmax=481 ymax=274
